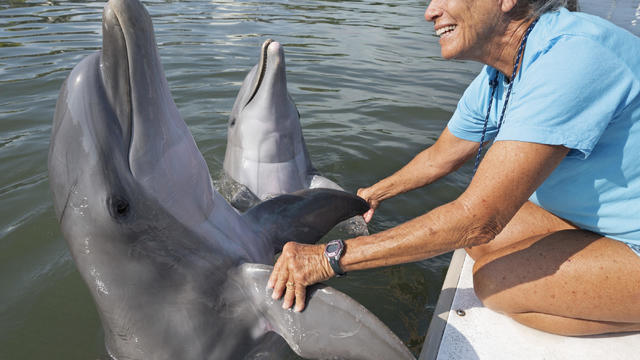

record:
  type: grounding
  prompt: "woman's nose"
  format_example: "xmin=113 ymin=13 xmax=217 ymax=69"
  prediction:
xmin=424 ymin=0 xmax=443 ymax=22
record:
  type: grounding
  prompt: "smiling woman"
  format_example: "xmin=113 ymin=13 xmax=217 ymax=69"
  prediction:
xmin=269 ymin=0 xmax=640 ymax=337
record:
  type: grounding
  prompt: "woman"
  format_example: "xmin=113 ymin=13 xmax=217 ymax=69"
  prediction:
xmin=268 ymin=0 xmax=640 ymax=336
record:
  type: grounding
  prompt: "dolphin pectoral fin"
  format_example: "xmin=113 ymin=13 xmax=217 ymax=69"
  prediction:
xmin=232 ymin=263 xmax=416 ymax=360
xmin=307 ymin=176 xmax=370 ymax=237
xmin=242 ymin=189 xmax=369 ymax=251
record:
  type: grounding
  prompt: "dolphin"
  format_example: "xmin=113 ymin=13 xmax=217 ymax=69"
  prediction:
xmin=222 ymin=39 xmax=369 ymax=235
xmin=47 ymin=0 xmax=414 ymax=359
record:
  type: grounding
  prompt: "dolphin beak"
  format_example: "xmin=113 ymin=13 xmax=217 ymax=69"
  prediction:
xmin=99 ymin=0 xmax=183 ymax=177
xmin=101 ymin=0 xmax=133 ymax=150
xmin=243 ymin=39 xmax=289 ymax=110
xmin=101 ymin=0 xmax=166 ymax=164
xmin=244 ymin=39 xmax=274 ymax=107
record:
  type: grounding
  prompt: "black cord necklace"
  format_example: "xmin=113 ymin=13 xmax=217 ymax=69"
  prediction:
xmin=472 ymin=18 xmax=539 ymax=176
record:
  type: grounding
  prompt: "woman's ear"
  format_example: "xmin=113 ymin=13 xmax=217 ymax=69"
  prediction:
xmin=500 ymin=0 xmax=519 ymax=13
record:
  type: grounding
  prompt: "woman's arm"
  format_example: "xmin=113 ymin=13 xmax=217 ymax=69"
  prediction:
xmin=268 ymin=140 xmax=569 ymax=311
xmin=358 ymin=127 xmax=479 ymax=221
xmin=343 ymin=141 xmax=569 ymax=270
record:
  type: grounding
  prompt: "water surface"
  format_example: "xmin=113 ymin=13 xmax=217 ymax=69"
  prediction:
xmin=0 ymin=0 xmax=482 ymax=358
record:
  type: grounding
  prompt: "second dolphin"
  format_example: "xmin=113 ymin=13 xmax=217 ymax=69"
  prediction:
xmin=223 ymin=40 xmax=369 ymax=235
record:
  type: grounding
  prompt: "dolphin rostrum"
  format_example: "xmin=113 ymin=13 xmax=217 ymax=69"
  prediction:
xmin=222 ymin=39 xmax=369 ymax=235
xmin=47 ymin=0 xmax=414 ymax=359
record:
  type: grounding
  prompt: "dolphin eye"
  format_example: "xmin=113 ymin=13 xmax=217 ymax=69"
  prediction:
xmin=108 ymin=195 xmax=130 ymax=219
xmin=229 ymin=117 xmax=236 ymax=127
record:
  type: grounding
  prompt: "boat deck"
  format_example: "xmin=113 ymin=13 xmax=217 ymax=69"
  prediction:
xmin=420 ymin=250 xmax=640 ymax=360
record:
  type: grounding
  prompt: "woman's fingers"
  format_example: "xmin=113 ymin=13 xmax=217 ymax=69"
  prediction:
xmin=267 ymin=242 xmax=333 ymax=311
xmin=279 ymin=279 xmax=308 ymax=312
xmin=356 ymin=187 xmax=369 ymax=201
xmin=357 ymin=187 xmax=380 ymax=223
xmin=282 ymin=278 xmax=296 ymax=309
xmin=267 ymin=258 xmax=280 ymax=289
xmin=294 ymin=283 xmax=307 ymax=312
xmin=269 ymin=257 xmax=289 ymax=300
xmin=271 ymin=275 xmax=288 ymax=300
xmin=363 ymin=208 xmax=375 ymax=223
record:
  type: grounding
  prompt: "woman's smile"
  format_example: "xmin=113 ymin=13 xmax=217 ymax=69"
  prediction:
xmin=435 ymin=24 xmax=457 ymax=38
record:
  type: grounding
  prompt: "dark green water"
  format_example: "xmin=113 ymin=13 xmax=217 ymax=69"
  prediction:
xmin=0 ymin=0 xmax=482 ymax=358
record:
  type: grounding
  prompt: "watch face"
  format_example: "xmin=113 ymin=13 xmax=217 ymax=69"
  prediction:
xmin=326 ymin=243 xmax=339 ymax=254
xmin=325 ymin=240 xmax=342 ymax=257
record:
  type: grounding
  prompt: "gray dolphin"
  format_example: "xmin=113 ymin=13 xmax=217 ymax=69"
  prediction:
xmin=47 ymin=0 xmax=414 ymax=359
xmin=222 ymin=39 xmax=369 ymax=235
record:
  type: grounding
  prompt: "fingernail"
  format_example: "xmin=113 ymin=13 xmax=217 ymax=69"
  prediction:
xmin=294 ymin=306 xmax=302 ymax=313
xmin=282 ymin=302 xmax=290 ymax=309
xmin=266 ymin=280 xmax=273 ymax=289
xmin=271 ymin=292 xmax=278 ymax=300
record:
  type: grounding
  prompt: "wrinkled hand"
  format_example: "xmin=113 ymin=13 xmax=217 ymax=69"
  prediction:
xmin=267 ymin=242 xmax=334 ymax=312
xmin=357 ymin=187 xmax=381 ymax=223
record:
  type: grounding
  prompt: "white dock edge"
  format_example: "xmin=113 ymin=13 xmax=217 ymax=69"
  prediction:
xmin=420 ymin=249 xmax=640 ymax=360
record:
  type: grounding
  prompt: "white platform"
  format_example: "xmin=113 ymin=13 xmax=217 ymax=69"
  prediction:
xmin=420 ymin=250 xmax=640 ymax=360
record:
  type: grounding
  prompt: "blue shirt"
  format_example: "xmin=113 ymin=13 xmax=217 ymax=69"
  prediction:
xmin=448 ymin=8 xmax=640 ymax=244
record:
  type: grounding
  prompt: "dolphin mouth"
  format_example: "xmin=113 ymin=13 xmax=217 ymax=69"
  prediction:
xmin=244 ymin=39 xmax=274 ymax=108
xmin=101 ymin=0 xmax=161 ymax=163
xmin=101 ymin=0 xmax=134 ymax=153
xmin=100 ymin=0 xmax=176 ymax=173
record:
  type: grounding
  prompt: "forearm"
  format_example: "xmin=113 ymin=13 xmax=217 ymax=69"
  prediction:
xmin=363 ymin=128 xmax=478 ymax=203
xmin=341 ymin=141 xmax=570 ymax=272
xmin=339 ymin=199 xmax=485 ymax=271
xmin=365 ymin=151 xmax=443 ymax=202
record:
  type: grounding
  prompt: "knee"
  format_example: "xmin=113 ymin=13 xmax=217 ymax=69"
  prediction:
xmin=472 ymin=257 xmax=494 ymax=305
xmin=465 ymin=245 xmax=490 ymax=261
xmin=472 ymin=256 xmax=517 ymax=314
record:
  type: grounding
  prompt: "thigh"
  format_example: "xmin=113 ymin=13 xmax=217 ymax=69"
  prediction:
xmin=473 ymin=230 xmax=640 ymax=323
xmin=466 ymin=201 xmax=578 ymax=260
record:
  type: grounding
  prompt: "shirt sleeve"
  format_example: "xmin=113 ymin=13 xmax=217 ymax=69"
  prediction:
xmin=496 ymin=35 xmax=637 ymax=159
xmin=447 ymin=66 xmax=500 ymax=143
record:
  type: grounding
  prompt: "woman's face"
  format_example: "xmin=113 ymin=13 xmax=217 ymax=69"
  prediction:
xmin=425 ymin=0 xmax=504 ymax=60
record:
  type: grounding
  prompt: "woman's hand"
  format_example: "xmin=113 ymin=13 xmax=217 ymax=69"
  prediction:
xmin=357 ymin=187 xmax=381 ymax=223
xmin=267 ymin=242 xmax=335 ymax=312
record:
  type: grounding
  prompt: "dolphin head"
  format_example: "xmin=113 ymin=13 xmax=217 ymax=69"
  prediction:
xmin=223 ymin=40 xmax=315 ymax=199
xmin=48 ymin=0 xmax=243 ymax=356
xmin=49 ymin=0 xmax=220 ymax=259
xmin=100 ymin=0 xmax=216 ymax=224
xmin=50 ymin=0 xmax=216 ymax=224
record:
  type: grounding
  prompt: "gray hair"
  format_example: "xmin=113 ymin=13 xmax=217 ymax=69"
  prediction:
xmin=508 ymin=0 xmax=575 ymax=20
xmin=528 ymin=0 xmax=576 ymax=18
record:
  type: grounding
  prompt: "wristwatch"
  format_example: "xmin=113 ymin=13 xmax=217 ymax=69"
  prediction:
xmin=324 ymin=239 xmax=346 ymax=277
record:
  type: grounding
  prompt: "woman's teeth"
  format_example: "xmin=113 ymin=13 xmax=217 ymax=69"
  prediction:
xmin=436 ymin=25 xmax=456 ymax=37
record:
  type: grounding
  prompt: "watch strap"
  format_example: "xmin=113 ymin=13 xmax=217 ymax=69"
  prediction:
xmin=328 ymin=255 xmax=346 ymax=277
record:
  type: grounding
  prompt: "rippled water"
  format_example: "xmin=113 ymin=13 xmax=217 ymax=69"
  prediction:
xmin=0 ymin=0 xmax=483 ymax=358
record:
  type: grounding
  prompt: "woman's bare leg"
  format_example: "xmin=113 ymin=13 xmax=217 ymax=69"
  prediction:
xmin=472 ymin=230 xmax=640 ymax=335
